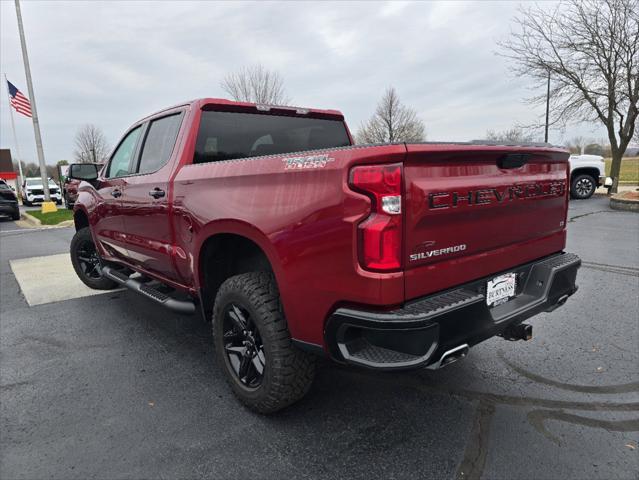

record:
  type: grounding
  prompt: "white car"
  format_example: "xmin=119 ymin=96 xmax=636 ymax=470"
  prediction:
xmin=22 ymin=177 xmax=63 ymax=206
xmin=568 ymin=154 xmax=613 ymax=199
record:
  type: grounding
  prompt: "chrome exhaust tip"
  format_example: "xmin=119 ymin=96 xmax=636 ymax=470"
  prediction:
xmin=427 ymin=344 xmax=469 ymax=370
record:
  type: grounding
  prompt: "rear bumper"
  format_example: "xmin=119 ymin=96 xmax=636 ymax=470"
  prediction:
xmin=599 ymin=175 xmax=613 ymax=187
xmin=325 ymin=252 xmax=581 ymax=370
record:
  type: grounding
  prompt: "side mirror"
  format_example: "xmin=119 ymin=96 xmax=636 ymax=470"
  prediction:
xmin=68 ymin=163 xmax=99 ymax=181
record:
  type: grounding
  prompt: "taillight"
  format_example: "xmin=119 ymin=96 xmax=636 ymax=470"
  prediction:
xmin=349 ymin=163 xmax=403 ymax=271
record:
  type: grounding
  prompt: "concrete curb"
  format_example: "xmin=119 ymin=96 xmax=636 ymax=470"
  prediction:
xmin=20 ymin=212 xmax=74 ymax=229
xmin=22 ymin=212 xmax=42 ymax=226
xmin=610 ymin=192 xmax=639 ymax=212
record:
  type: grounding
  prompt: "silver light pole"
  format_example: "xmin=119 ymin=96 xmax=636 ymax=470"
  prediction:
xmin=14 ymin=0 xmax=50 ymax=202
xmin=544 ymin=71 xmax=550 ymax=144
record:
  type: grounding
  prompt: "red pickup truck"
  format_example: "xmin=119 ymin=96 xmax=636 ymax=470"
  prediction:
xmin=68 ymin=98 xmax=581 ymax=413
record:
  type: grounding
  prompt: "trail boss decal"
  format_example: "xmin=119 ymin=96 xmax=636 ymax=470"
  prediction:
xmin=282 ymin=154 xmax=335 ymax=170
xmin=428 ymin=181 xmax=566 ymax=209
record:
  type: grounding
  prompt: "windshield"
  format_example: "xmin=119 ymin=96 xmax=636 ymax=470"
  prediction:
xmin=25 ymin=178 xmax=57 ymax=186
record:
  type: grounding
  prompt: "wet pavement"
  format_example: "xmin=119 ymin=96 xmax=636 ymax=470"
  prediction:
xmin=1 ymin=196 xmax=637 ymax=479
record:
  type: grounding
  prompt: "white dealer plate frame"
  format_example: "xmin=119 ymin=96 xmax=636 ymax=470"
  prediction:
xmin=486 ymin=272 xmax=516 ymax=307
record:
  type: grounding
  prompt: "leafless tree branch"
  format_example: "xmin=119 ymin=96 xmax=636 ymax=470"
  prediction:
xmin=497 ymin=0 xmax=639 ymax=192
xmin=221 ymin=64 xmax=291 ymax=105
xmin=356 ymin=87 xmax=426 ymax=144
xmin=73 ymin=124 xmax=110 ymax=163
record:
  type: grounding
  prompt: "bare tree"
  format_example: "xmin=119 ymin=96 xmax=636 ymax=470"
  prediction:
xmin=357 ymin=87 xmax=426 ymax=144
xmin=221 ymin=64 xmax=290 ymax=105
xmin=498 ymin=0 xmax=638 ymax=193
xmin=485 ymin=127 xmax=539 ymax=143
xmin=73 ymin=124 xmax=110 ymax=163
xmin=564 ymin=136 xmax=587 ymax=154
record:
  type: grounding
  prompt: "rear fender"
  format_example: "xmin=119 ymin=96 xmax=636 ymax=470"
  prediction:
xmin=193 ymin=219 xmax=284 ymax=293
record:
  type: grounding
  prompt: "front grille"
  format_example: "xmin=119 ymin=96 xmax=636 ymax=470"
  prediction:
xmin=50 ymin=188 xmax=59 ymax=194
xmin=29 ymin=189 xmax=44 ymax=195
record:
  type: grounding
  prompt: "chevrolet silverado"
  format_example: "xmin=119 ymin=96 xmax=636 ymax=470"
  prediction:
xmin=68 ymin=98 xmax=581 ymax=413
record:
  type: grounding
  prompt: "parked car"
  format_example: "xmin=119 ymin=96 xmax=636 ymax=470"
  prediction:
xmin=68 ymin=98 xmax=581 ymax=413
xmin=0 ymin=179 xmax=20 ymax=220
xmin=22 ymin=177 xmax=62 ymax=206
xmin=569 ymin=154 xmax=612 ymax=199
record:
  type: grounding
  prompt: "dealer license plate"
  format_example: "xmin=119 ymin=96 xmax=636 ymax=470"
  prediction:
xmin=486 ymin=272 xmax=516 ymax=307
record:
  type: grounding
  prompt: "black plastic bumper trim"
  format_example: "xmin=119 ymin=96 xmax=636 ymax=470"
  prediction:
xmin=325 ymin=252 xmax=581 ymax=370
xmin=292 ymin=339 xmax=326 ymax=357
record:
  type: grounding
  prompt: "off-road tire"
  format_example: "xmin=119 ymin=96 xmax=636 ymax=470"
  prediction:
xmin=212 ymin=272 xmax=316 ymax=414
xmin=570 ymin=174 xmax=597 ymax=199
xmin=70 ymin=227 xmax=118 ymax=290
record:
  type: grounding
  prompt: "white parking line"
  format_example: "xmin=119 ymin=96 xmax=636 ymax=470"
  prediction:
xmin=10 ymin=254 xmax=118 ymax=306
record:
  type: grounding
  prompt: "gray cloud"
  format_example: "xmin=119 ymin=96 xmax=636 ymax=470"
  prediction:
xmin=0 ymin=0 xmax=607 ymax=165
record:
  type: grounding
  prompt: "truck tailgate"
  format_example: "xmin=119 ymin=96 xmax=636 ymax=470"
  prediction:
xmin=403 ymin=144 xmax=570 ymax=300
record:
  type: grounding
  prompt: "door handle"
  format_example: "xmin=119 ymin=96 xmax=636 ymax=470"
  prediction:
xmin=111 ymin=189 xmax=122 ymax=198
xmin=149 ymin=188 xmax=165 ymax=199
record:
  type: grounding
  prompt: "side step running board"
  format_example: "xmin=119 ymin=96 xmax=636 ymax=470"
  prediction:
xmin=102 ymin=266 xmax=196 ymax=315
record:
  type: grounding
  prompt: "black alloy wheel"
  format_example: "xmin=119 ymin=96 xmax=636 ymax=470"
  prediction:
xmin=70 ymin=227 xmax=118 ymax=290
xmin=76 ymin=238 xmax=103 ymax=280
xmin=212 ymin=272 xmax=316 ymax=413
xmin=222 ymin=303 xmax=266 ymax=388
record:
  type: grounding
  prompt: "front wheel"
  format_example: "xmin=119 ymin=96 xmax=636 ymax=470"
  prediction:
xmin=212 ymin=272 xmax=316 ymax=414
xmin=70 ymin=227 xmax=118 ymax=290
xmin=570 ymin=174 xmax=597 ymax=199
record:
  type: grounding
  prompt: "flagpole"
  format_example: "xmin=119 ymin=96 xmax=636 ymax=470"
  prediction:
xmin=4 ymin=74 xmax=26 ymax=195
xmin=14 ymin=0 xmax=51 ymax=203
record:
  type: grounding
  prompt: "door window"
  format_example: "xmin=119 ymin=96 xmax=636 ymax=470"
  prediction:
xmin=137 ymin=113 xmax=183 ymax=174
xmin=106 ymin=126 xmax=142 ymax=178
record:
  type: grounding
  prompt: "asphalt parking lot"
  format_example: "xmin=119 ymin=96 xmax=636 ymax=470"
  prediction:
xmin=1 ymin=196 xmax=637 ymax=480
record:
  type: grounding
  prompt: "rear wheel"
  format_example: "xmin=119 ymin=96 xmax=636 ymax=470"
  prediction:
xmin=70 ymin=227 xmax=118 ymax=290
xmin=212 ymin=272 xmax=316 ymax=414
xmin=570 ymin=174 xmax=597 ymax=199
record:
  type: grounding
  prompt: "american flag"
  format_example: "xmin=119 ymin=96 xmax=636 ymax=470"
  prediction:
xmin=7 ymin=79 xmax=32 ymax=118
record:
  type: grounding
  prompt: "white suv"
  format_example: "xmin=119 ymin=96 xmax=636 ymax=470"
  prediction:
xmin=568 ymin=154 xmax=613 ymax=199
xmin=22 ymin=177 xmax=63 ymax=206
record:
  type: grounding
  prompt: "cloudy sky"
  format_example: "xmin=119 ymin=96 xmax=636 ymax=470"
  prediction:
xmin=0 ymin=0 xmax=607 ymax=165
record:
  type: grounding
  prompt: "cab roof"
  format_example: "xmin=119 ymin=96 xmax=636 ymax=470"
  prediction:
xmin=141 ymin=98 xmax=345 ymax=123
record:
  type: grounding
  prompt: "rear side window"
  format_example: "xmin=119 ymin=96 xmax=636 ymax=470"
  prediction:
xmin=138 ymin=113 xmax=183 ymax=174
xmin=107 ymin=126 xmax=142 ymax=178
xmin=193 ymin=111 xmax=350 ymax=164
